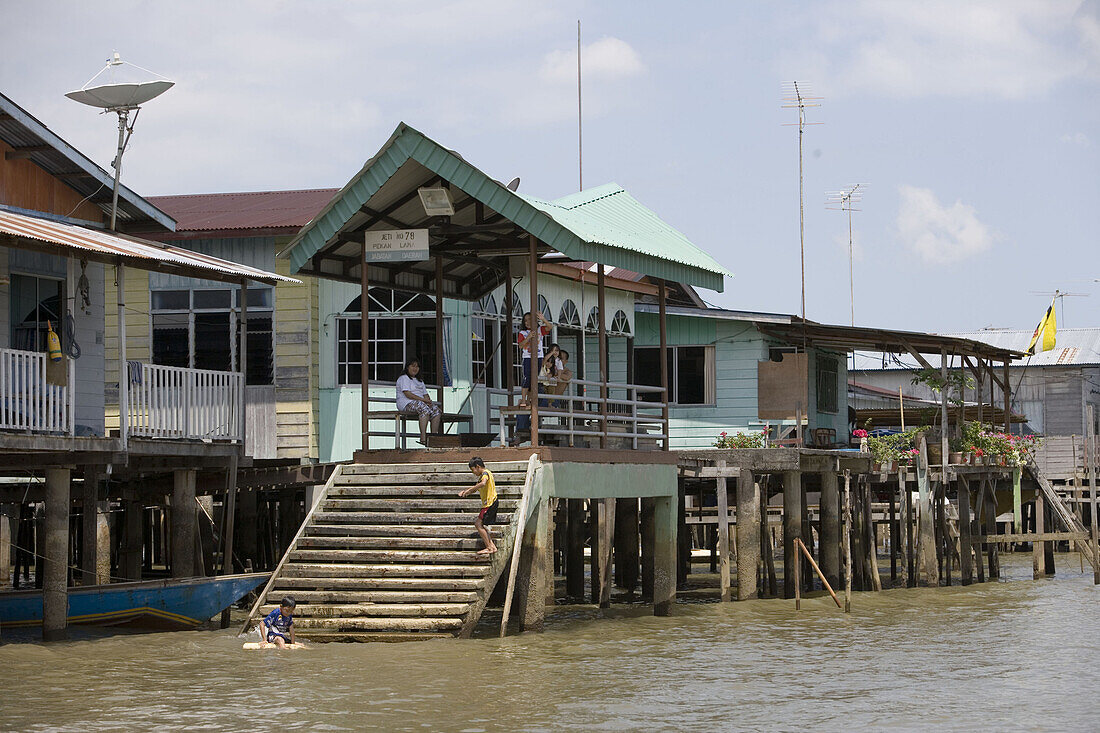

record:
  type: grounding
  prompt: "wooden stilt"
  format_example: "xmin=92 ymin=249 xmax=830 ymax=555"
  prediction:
xmin=589 ymin=500 xmax=600 ymax=604
xmin=843 ymin=470 xmax=852 ymax=613
xmin=761 ymin=479 xmax=778 ymax=597
xmin=715 ymin=460 xmax=731 ymax=601
xmin=889 ymin=483 xmax=898 ymax=583
xmin=43 ymin=468 xmax=70 ymax=641
xmin=598 ymin=499 xmax=615 ymax=608
xmin=617 ymin=498 xmax=639 ymax=597
xmin=171 ymin=469 xmax=197 ymax=578
xmin=958 ymin=477 xmax=974 ymax=585
xmin=640 ymin=497 xmax=655 ymax=600
xmin=782 ymin=470 xmax=801 ymax=599
xmin=652 ymin=495 xmax=676 ymax=616
xmin=820 ymin=470 xmax=840 ymax=588
xmin=1033 ymin=495 xmax=1045 ymax=580
xmin=566 ymin=499 xmax=585 ymax=600
xmin=864 ymin=476 xmax=882 ymax=591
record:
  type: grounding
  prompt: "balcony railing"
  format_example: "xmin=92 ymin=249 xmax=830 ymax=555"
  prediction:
xmin=0 ymin=346 xmax=74 ymax=435
xmin=125 ymin=362 xmax=243 ymax=441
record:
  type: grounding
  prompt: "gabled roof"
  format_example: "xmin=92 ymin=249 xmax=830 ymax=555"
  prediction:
xmin=854 ymin=328 xmax=1100 ymax=369
xmin=0 ymin=91 xmax=175 ymax=232
xmin=148 ymin=189 xmax=339 ymax=234
xmin=0 ymin=208 xmax=296 ymax=286
xmin=281 ymin=123 xmax=730 ymax=295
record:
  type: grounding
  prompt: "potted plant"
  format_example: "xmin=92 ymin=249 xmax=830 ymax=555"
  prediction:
xmin=713 ymin=431 xmax=767 ymax=449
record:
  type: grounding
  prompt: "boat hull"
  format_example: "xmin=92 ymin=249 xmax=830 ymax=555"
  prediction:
xmin=0 ymin=574 xmax=269 ymax=630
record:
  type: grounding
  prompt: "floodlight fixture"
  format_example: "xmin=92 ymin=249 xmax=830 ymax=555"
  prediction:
xmin=418 ymin=187 xmax=455 ymax=217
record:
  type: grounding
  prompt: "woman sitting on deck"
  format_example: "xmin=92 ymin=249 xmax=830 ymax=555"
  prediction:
xmin=396 ymin=358 xmax=442 ymax=444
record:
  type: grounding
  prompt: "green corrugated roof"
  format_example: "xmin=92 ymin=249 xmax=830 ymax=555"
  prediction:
xmin=283 ymin=123 xmax=731 ymax=292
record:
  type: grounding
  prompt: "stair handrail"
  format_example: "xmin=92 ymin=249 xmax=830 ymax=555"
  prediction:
xmin=1025 ymin=457 xmax=1098 ymax=571
xmin=499 ymin=453 xmax=541 ymax=637
xmin=239 ymin=463 xmax=346 ymax=634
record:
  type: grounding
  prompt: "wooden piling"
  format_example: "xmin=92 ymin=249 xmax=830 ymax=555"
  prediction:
xmin=566 ymin=499 xmax=585 ymax=599
xmin=614 ymin=498 xmax=640 ymax=597
xmin=1033 ymin=495 xmax=1045 ymax=580
xmin=43 ymin=468 xmax=70 ymax=642
xmin=782 ymin=470 xmax=802 ymax=599
xmin=518 ymin=497 xmax=550 ymax=632
xmin=171 ymin=469 xmax=197 ymax=578
xmin=81 ymin=469 xmax=109 ymax=586
xmin=589 ymin=500 xmax=600 ymax=604
xmin=984 ymin=480 xmax=1000 ymax=579
xmin=640 ymin=497 xmax=655 ymax=600
xmin=843 ymin=470 xmax=852 ymax=613
xmin=598 ymin=498 xmax=615 ymax=608
xmin=958 ymin=477 xmax=974 ymax=585
xmin=820 ymin=470 xmax=840 ymax=588
xmin=888 ymin=483 xmax=898 ymax=583
xmin=237 ymin=488 xmax=258 ymax=571
xmin=761 ymin=479 xmax=778 ymax=597
xmin=916 ymin=438 xmax=938 ymax=586
xmin=652 ymin=495 xmax=676 ymax=616
xmin=0 ymin=507 xmax=11 ymax=589
xmin=715 ymin=460 xmax=731 ymax=601
xmin=736 ymin=468 xmax=760 ymax=600
xmin=121 ymin=499 xmax=143 ymax=580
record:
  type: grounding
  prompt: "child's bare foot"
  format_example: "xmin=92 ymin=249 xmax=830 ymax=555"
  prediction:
xmin=476 ymin=547 xmax=496 ymax=556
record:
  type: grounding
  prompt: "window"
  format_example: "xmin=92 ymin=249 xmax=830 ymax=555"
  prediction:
xmin=537 ymin=294 xmax=551 ymax=321
xmin=336 ymin=288 xmax=445 ymax=386
xmin=610 ymin=309 xmax=631 ymax=335
xmin=150 ymin=287 xmax=274 ymax=384
xmin=586 ymin=306 xmax=600 ymax=332
xmin=472 ymin=295 xmax=498 ymax=387
xmin=10 ymin=274 xmax=63 ymax=352
xmin=816 ymin=356 xmax=839 ymax=413
xmin=633 ymin=345 xmax=716 ymax=405
xmin=558 ymin=299 xmax=580 ymax=328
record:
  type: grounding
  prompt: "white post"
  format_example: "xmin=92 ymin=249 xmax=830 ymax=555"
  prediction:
xmin=117 ymin=263 xmax=128 ymax=450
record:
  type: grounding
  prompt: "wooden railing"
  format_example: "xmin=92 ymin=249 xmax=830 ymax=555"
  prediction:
xmin=0 ymin=347 xmax=74 ymax=435
xmin=489 ymin=378 xmax=669 ymax=449
xmin=126 ymin=363 xmax=243 ymax=441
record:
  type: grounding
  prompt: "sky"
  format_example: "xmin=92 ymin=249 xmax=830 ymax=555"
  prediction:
xmin=2 ymin=0 xmax=1098 ymax=333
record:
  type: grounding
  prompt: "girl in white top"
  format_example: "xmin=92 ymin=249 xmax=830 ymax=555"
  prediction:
xmin=396 ymin=359 xmax=442 ymax=443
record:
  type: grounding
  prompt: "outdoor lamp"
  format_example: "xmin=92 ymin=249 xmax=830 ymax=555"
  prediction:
xmin=418 ymin=187 xmax=455 ymax=216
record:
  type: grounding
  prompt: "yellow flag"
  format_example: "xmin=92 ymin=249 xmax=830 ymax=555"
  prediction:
xmin=1026 ymin=298 xmax=1057 ymax=355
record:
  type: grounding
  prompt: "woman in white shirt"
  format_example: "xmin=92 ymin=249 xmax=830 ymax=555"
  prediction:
xmin=395 ymin=359 xmax=442 ymax=443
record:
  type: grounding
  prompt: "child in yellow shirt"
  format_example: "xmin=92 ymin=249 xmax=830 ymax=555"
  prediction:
xmin=459 ymin=457 xmax=498 ymax=555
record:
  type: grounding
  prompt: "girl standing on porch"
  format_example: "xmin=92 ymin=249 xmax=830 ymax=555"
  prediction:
xmin=396 ymin=358 xmax=442 ymax=444
xmin=517 ymin=310 xmax=552 ymax=407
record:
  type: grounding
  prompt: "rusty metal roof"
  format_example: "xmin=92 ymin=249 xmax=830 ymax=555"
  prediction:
xmin=0 ymin=208 xmax=298 ymax=285
xmin=0 ymin=91 xmax=175 ymax=232
xmin=147 ymin=189 xmax=339 ymax=233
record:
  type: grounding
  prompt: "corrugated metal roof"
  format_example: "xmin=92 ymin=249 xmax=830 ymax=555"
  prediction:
xmin=0 ymin=92 xmax=175 ymax=232
xmin=0 ymin=209 xmax=297 ymax=285
xmin=147 ymin=189 xmax=339 ymax=232
xmin=282 ymin=123 xmax=731 ymax=292
xmin=852 ymin=328 xmax=1100 ymax=369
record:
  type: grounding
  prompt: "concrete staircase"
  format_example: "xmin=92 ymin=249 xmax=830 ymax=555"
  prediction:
xmin=245 ymin=459 xmax=534 ymax=642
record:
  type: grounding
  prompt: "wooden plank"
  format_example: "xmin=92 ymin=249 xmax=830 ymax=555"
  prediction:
xmin=715 ymin=460 xmax=731 ymax=601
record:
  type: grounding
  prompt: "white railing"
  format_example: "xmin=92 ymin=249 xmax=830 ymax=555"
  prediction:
xmin=126 ymin=363 xmax=243 ymax=441
xmin=0 ymin=347 xmax=75 ymax=435
xmin=490 ymin=377 xmax=668 ymax=449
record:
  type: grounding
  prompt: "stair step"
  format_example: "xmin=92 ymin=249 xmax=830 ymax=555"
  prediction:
xmin=334 ymin=472 xmax=527 ymax=486
xmin=327 ymin=485 xmax=524 ymax=498
xmin=283 ymin=563 xmax=489 ymax=578
xmin=306 ymin=524 xmax=491 ymax=538
xmin=273 ymin=577 xmax=483 ymax=591
xmin=289 ymin=549 xmax=492 ymax=564
xmin=312 ymin=511 xmax=513 ymax=525
xmin=260 ymin=603 xmax=468 ymax=618
xmin=298 ymin=536 xmax=487 ymax=550
xmin=295 ymin=631 xmax=454 ymax=643
xmin=292 ymin=616 xmax=463 ymax=631
xmin=268 ymin=590 xmax=478 ymax=604
xmin=321 ymin=498 xmax=520 ymax=511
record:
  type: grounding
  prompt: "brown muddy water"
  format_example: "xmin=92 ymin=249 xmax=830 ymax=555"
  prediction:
xmin=2 ymin=553 xmax=1098 ymax=732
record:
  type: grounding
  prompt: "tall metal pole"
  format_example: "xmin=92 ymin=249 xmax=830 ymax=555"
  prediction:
xmin=848 ymin=202 xmax=854 ymax=326
xmin=797 ymin=86 xmax=805 ymax=320
xmin=109 ymin=109 xmax=129 ymax=231
xmin=577 ymin=20 xmax=583 ymax=192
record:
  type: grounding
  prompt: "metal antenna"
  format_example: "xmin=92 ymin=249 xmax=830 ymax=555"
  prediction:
xmin=1028 ymin=289 xmax=1089 ymax=328
xmin=577 ymin=19 xmax=583 ymax=192
xmin=827 ymin=184 xmax=866 ymax=327
xmin=782 ymin=82 xmax=822 ymax=320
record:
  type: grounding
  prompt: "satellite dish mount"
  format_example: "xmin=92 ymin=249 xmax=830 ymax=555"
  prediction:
xmin=66 ymin=53 xmax=174 ymax=230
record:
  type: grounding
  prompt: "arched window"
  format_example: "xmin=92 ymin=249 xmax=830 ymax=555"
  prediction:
xmin=611 ymin=309 xmax=631 ymax=335
xmin=537 ymin=294 xmax=551 ymax=321
xmin=558 ymin=299 xmax=580 ymax=328
xmin=345 ymin=287 xmax=435 ymax=315
xmin=336 ymin=287 xmax=444 ymax=386
xmin=500 ymin=291 xmax=524 ymax=323
xmin=586 ymin=306 xmax=600 ymax=332
xmin=475 ymin=294 xmax=497 ymax=318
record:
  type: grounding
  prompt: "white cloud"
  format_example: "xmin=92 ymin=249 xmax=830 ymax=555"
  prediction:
xmin=896 ymin=185 xmax=993 ymax=264
xmin=540 ymin=37 xmax=644 ymax=84
xmin=1061 ymin=131 xmax=1093 ymax=146
xmin=793 ymin=0 xmax=1099 ymax=99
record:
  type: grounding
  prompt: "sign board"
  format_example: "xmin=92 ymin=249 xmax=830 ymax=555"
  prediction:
xmin=364 ymin=229 xmax=429 ymax=262
xmin=757 ymin=352 xmax=809 ymax=420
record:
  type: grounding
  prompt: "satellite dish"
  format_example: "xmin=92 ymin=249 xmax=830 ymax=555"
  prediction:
xmin=507 ymin=177 xmax=521 ymax=192
xmin=66 ymin=53 xmax=174 ymax=111
xmin=65 ymin=53 xmax=174 ymax=230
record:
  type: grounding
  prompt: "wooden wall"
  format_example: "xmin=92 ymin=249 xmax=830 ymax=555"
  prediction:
xmin=0 ymin=140 xmax=104 ymax=223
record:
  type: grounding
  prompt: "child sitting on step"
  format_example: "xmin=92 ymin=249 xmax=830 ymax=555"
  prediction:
xmin=460 ymin=457 xmax=499 ymax=555
xmin=260 ymin=597 xmax=296 ymax=648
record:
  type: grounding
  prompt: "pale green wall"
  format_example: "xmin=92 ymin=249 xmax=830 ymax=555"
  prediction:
xmin=542 ymin=461 xmax=677 ymax=498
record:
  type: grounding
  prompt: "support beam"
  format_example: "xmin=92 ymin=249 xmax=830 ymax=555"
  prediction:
xmin=122 ymin=500 xmax=143 ymax=580
xmin=658 ymin=281 xmax=669 ymax=450
xmin=597 ymin=264 xmax=608 ymax=449
xmin=819 ymin=470 xmax=840 ymax=588
xmin=715 ymin=460 xmax=731 ymax=601
xmin=1033 ymin=494 xmax=1046 ymax=580
xmin=614 ymin=498 xmax=639 ymax=596
xmin=783 ymin=470 xmax=802 ymax=599
xmin=528 ymin=236 xmax=540 ymax=447
xmin=360 ymin=243 xmax=371 ymax=452
xmin=565 ymin=499 xmax=585 ymax=599
xmin=598 ymin=498 xmax=615 ymax=608
xmin=640 ymin=497 xmax=655 ymax=600
xmin=652 ymin=495 xmax=676 ymax=616
xmin=43 ymin=468 xmax=70 ymax=641
xmin=435 ymin=255 xmax=445 ymax=408
xmin=518 ymin=497 xmax=550 ymax=632
xmin=171 ymin=469 xmax=197 ymax=578
xmin=959 ymin=477 xmax=974 ymax=585
xmin=736 ymin=467 xmax=760 ymax=600
xmin=0 ymin=506 xmax=11 ymax=589
xmin=81 ymin=468 xmax=109 ymax=585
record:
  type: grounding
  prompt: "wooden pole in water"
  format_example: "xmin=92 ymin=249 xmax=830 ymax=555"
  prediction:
xmin=843 ymin=469 xmax=852 ymax=613
xmin=1087 ymin=405 xmax=1099 ymax=584
xmin=716 ymin=460 xmax=731 ymax=601
xmin=958 ymin=476 xmax=974 ymax=585
xmin=888 ymin=480 xmax=897 ymax=583
xmin=820 ymin=469 xmax=840 ymax=588
xmin=794 ymin=539 xmax=801 ymax=610
xmin=42 ymin=468 xmax=70 ymax=641
xmin=783 ymin=470 xmax=802 ymax=599
xmin=797 ymin=538 xmax=842 ymax=608
xmin=640 ymin=497 xmax=655 ymax=600
xmin=1033 ymin=493 xmax=1045 ymax=580
xmin=566 ymin=499 xmax=585 ymax=599
xmin=598 ymin=498 xmax=615 ymax=608
xmin=736 ymin=467 xmax=760 ymax=600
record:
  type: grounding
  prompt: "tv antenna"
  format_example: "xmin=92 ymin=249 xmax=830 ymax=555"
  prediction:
xmin=1028 ymin=289 xmax=1088 ymax=328
xmin=782 ymin=81 xmax=822 ymax=320
xmin=827 ymin=183 xmax=866 ymax=327
xmin=66 ymin=53 xmax=174 ymax=230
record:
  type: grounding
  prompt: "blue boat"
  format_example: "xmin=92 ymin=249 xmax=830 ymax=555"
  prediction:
xmin=0 ymin=573 xmax=269 ymax=630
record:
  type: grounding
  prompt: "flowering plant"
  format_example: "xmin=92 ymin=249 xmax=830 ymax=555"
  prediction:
xmin=714 ymin=431 xmax=767 ymax=449
xmin=852 ymin=429 xmax=869 ymax=439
